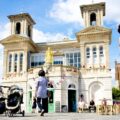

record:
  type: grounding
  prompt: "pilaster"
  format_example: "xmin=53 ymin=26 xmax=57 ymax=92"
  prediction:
xmin=3 ymin=50 xmax=8 ymax=77
xmin=100 ymin=10 xmax=103 ymax=26
xmin=23 ymin=49 xmax=28 ymax=73
xmin=11 ymin=21 xmax=15 ymax=35
xmin=105 ymin=42 xmax=109 ymax=69
xmin=17 ymin=52 xmax=20 ymax=73
xmin=96 ymin=45 xmax=100 ymax=67
xmin=80 ymin=44 xmax=85 ymax=67
xmin=90 ymin=46 xmax=93 ymax=67
xmin=11 ymin=52 xmax=15 ymax=72
xmin=23 ymin=19 xmax=27 ymax=36
xmin=21 ymin=20 xmax=24 ymax=35
xmin=86 ymin=11 xmax=89 ymax=27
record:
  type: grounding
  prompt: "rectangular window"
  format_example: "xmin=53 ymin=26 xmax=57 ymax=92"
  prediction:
xmin=65 ymin=52 xmax=81 ymax=68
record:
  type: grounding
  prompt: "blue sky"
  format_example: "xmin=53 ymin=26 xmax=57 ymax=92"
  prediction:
xmin=0 ymin=0 xmax=120 ymax=84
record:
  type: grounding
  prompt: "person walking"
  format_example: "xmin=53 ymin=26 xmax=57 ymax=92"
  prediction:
xmin=35 ymin=70 xmax=48 ymax=116
xmin=32 ymin=97 xmax=37 ymax=113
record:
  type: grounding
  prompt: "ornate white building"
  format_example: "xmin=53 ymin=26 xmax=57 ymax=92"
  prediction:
xmin=0 ymin=2 xmax=112 ymax=112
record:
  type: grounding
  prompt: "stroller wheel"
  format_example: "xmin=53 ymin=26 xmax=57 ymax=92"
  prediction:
xmin=7 ymin=111 xmax=12 ymax=117
xmin=22 ymin=110 xmax=25 ymax=117
xmin=8 ymin=111 xmax=12 ymax=117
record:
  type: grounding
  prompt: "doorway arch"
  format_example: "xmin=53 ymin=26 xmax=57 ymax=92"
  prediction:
xmin=90 ymin=12 xmax=96 ymax=26
xmin=68 ymin=84 xmax=76 ymax=112
xmin=89 ymin=82 xmax=104 ymax=104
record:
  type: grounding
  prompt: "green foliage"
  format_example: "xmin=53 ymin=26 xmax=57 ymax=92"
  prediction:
xmin=112 ymin=87 xmax=120 ymax=100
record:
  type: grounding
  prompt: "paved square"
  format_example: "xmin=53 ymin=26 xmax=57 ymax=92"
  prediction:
xmin=0 ymin=113 xmax=120 ymax=120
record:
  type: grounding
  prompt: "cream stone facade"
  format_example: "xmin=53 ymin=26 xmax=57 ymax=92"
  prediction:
xmin=0 ymin=2 xmax=112 ymax=113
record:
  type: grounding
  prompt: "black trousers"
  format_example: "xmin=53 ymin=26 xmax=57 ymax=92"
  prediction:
xmin=37 ymin=97 xmax=48 ymax=112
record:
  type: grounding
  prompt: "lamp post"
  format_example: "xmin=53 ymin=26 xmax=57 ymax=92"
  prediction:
xmin=118 ymin=25 xmax=120 ymax=34
xmin=117 ymin=25 xmax=120 ymax=89
xmin=118 ymin=25 xmax=120 ymax=47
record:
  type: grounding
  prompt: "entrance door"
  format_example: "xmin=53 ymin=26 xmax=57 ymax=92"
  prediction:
xmin=48 ymin=89 xmax=54 ymax=112
xmin=68 ymin=90 xmax=76 ymax=112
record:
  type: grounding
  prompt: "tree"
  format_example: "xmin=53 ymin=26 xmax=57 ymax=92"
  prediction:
xmin=112 ymin=87 xmax=120 ymax=100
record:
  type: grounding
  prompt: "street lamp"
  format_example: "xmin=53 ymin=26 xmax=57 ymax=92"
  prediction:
xmin=118 ymin=25 xmax=120 ymax=34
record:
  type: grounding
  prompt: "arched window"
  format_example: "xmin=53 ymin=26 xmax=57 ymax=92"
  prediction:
xmin=93 ymin=47 xmax=97 ymax=64
xmin=86 ymin=47 xmax=90 ymax=64
xmin=99 ymin=46 xmax=104 ymax=64
xmin=90 ymin=13 xmax=96 ymax=26
xmin=68 ymin=84 xmax=76 ymax=89
xmin=20 ymin=53 xmax=23 ymax=71
xmin=28 ymin=25 xmax=31 ymax=37
xmin=8 ymin=54 xmax=12 ymax=72
xmin=14 ymin=54 xmax=17 ymax=72
xmin=99 ymin=46 xmax=103 ymax=56
xmin=16 ymin=22 xmax=21 ymax=34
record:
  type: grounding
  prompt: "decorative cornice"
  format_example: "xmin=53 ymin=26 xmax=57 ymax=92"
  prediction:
xmin=8 ymin=13 xmax=36 ymax=24
xmin=80 ymin=2 xmax=105 ymax=17
xmin=37 ymin=40 xmax=79 ymax=51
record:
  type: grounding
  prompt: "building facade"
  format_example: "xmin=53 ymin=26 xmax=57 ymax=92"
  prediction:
xmin=115 ymin=61 xmax=120 ymax=89
xmin=0 ymin=2 xmax=112 ymax=112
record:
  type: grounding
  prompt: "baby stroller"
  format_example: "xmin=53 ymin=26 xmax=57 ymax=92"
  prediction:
xmin=0 ymin=87 xmax=6 ymax=114
xmin=6 ymin=85 xmax=25 ymax=117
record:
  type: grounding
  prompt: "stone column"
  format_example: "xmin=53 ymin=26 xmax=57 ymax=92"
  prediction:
xmin=90 ymin=46 xmax=93 ymax=67
xmin=30 ymin=25 xmax=33 ymax=39
xmin=23 ymin=19 xmax=27 ymax=37
xmin=83 ymin=11 xmax=87 ymax=27
xmin=11 ymin=52 xmax=15 ymax=73
xmin=96 ymin=10 xmax=99 ymax=26
xmin=23 ymin=49 xmax=28 ymax=73
xmin=96 ymin=45 xmax=100 ymax=67
xmin=3 ymin=50 xmax=8 ymax=77
xmin=11 ymin=21 xmax=15 ymax=35
xmin=86 ymin=11 xmax=89 ymax=27
xmin=21 ymin=20 xmax=24 ymax=35
xmin=11 ymin=22 xmax=13 ymax=35
xmin=105 ymin=42 xmax=109 ymax=69
xmin=100 ymin=10 xmax=103 ymax=26
xmin=98 ymin=10 xmax=101 ymax=26
xmin=17 ymin=52 xmax=20 ymax=73
xmin=80 ymin=44 xmax=85 ymax=67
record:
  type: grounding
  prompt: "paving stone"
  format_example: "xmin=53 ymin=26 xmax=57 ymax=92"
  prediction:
xmin=0 ymin=113 xmax=120 ymax=120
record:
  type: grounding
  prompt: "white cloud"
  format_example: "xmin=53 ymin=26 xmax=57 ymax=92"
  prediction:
xmin=33 ymin=28 xmax=67 ymax=43
xmin=0 ymin=22 xmax=9 ymax=83
xmin=49 ymin=0 xmax=120 ymax=25
xmin=0 ymin=23 xmax=10 ymax=40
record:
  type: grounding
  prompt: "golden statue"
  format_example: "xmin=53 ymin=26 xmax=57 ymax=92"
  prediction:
xmin=45 ymin=47 xmax=53 ymax=64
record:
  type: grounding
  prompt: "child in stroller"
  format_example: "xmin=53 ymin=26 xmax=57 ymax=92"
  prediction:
xmin=6 ymin=85 xmax=25 ymax=116
xmin=0 ymin=87 xmax=6 ymax=114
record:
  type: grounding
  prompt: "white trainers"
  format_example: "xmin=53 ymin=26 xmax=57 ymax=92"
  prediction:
xmin=40 ymin=110 xmax=44 ymax=116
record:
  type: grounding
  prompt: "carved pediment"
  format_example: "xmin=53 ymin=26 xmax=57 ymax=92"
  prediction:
xmin=0 ymin=34 xmax=30 ymax=44
xmin=76 ymin=26 xmax=111 ymax=36
xmin=0 ymin=34 xmax=39 ymax=52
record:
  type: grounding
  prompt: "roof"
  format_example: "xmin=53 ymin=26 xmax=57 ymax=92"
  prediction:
xmin=36 ymin=39 xmax=80 ymax=50
xmin=8 ymin=13 xmax=36 ymax=24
